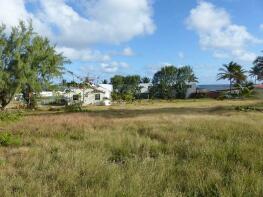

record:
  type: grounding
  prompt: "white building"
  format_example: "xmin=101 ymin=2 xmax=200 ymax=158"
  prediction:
xmin=39 ymin=91 xmax=54 ymax=98
xmin=63 ymin=84 xmax=113 ymax=106
xmin=138 ymin=82 xmax=197 ymax=99
xmin=185 ymin=83 xmax=197 ymax=98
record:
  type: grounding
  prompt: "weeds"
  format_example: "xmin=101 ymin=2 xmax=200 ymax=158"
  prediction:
xmin=0 ymin=132 xmax=21 ymax=147
xmin=0 ymin=99 xmax=263 ymax=196
xmin=0 ymin=111 xmax=23 ymax=122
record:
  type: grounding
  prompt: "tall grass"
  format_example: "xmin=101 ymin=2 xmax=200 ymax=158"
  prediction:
xmin=0 ymin=99 xmax=263 ymax=196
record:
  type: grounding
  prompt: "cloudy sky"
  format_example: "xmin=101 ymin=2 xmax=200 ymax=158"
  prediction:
xmin=0 ymin=0 xmax=262 ymax=84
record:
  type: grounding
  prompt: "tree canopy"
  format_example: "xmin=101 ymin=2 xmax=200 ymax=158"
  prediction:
xmin=0 ymin=22 xmax=69 ymax=109
xmin=141 ymin=77 xmax=151 ymax=83
xmin=151 ymin=65 xmax=197 ymax=99
xmin=217 ymin=62 xmax=246 ymax=93
xmin=110 ymin=75 xmax=141 ymax=101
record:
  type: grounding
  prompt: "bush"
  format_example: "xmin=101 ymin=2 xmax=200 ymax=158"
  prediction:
xmin=0 ymin=111 xmax=23 ymax=122
xmin=0 ymin=133 xmax=21 ymax=147
xmin=122 ymin=92 xmax=134 ymax=102
xmin=235 ymin=105 xmax=263 ymax=112
xmin=65 ymin=102 xmax=83 ymax=112
xmin=111 ymin=92 xmax=135 ymax=102
xmin=218 ymin=92 xmax=240 ymax=100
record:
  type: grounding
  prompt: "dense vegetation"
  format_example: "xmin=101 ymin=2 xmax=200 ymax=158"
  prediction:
xmin=0 ymin=22 xmax=68 ymax=110
xmin=0 ymin=99 xmax=263 ymax=196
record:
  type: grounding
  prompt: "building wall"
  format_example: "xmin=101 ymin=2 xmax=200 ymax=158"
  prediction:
xmin=138 ymin=83 xmax=197 ymax=99
xmin=185 ymin=83 xmax=197 ymax=98
xmin=63 ymin=88 xmax=107 ymax=106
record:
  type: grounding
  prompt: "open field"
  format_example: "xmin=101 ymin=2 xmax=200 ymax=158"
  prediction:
xmin=1 ymin=99 xmax=263 ymax=196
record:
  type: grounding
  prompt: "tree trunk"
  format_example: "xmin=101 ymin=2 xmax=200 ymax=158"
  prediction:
xmin=230 ymin=78 xmax=232 ymax=94
xmin=0 ymin=96 xmax=14 ymax=110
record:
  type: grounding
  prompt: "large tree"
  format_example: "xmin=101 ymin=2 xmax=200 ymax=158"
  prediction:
xmin=176 ymin=66 xmax=198 ymax=98
xmin=151 ymin=65 xmax=197 ymax=99
xmin=217 ymin=62 xmax=246 ymax=93
xmin=0 ymin=22 xmax=68 ymax=109
xmin=151 ymin=66 xmax=177 ymax=99
xmin=141 ymin=77 xmax=151 ymax=83
xmin=110 ymin=75 xmax=141 ymax=101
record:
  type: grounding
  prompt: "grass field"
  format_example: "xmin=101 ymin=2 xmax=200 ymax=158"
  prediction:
xmin=1 ymin=99 xmax=263 ymax=196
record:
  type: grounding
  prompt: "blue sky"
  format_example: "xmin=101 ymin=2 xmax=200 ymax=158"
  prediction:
xmin=0 ymin=0 xmax=262 ymax=84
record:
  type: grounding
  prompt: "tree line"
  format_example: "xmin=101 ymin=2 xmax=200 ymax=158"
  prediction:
xmin=110 ymin=58 xmax=263 ymax=101
xmin=1 ymin=22 xmax=263 ymax=109
xmin=110 ymin=65 xmax=198 ymax=101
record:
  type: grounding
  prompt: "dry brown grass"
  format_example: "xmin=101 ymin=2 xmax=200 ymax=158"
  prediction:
xmin=0 ymin=99 xmax=263 ymax=196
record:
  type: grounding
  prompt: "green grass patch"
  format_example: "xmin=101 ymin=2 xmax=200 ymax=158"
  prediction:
xmin=0 ymin=132 xmax=22 ymax=147
xmin=235 ymin=102 xmax=263 ymax=112
xmin=0 ymin=111 xmax=23 ymax=122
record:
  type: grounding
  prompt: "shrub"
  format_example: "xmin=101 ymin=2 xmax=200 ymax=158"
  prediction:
xmin=0 ymin=111 xmax=23 ymax=122
xmin=0 ymin=133 xmax=22 ymax=147
xmin=65 ymin=102 xmax=83 ymax=112
xmin=235 ymin=105 xmax=262 ymax=112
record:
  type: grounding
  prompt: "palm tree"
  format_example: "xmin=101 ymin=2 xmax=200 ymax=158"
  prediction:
xmin=249 ymin=65 xmax=261 ymax=84
xmin=252 ymin=55 xmax=263 ymax=82
xmin=217 ymin=62 xmax=246 ymax=93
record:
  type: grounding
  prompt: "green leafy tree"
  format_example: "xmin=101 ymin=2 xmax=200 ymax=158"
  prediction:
xmin=151 ymin=65 xmax=197 ymax=99
xmin=0 ymin=22 xmax=68 ymax=109
xmin=176 ymin=66 xmax=198 ymax=98
xmin=22 ymin=36 xmax=67 ymax=108
xmin=102 ymin=79 xmax=108 ymax=84
xmin=217 ymin=62 xmax=247 ymax=93
xmin=235 ymin=81 xmax=255 ymax=98
xmin=111 ymin=75 xmax=125 ymax=94
xmin=110 ymin=75 xmax=141 ymax=101
xmin=141 ymin=77 xmax=150 ymax=83
xmin=151 ymin=66 xmax=178 ymax=99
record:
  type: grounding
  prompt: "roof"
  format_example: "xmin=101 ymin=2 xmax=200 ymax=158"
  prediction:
xmin=98 ymin=84 xmax=113 ymax=92
xmin=139 ymin=83 xmax=152 ymax=94
xmin=255 ymin=84 xmax=263 ymax=89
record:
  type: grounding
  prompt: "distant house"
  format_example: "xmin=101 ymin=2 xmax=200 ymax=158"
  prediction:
xmin=138 ymin=83 xmax=152 ymax=99
xmin=185 ymin=83 xmax=197 ymax=98
xmin=138 ymin=82 xmax=197 ymax=99
xmin=63 ymin=84 xmax=113 ymax=106
xmin=40 ymin=91 xmax=54 ymax=98
xmin=255 ymin=84 xmax=263 ymax=95
xmin=255 ymin=84 xmax=263 ymax=89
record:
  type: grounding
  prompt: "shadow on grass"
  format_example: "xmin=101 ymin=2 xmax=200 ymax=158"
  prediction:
xmin=25 ymin=105 xmax=231 ymax=119
xmin=85 ymin=106 xmax=230 ymax=118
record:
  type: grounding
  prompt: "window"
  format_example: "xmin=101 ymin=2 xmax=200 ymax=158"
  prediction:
xmin=73 ymin=94 xmax=80 ymax=101
xmin=95 ymin=94 xmax=101 ymax=100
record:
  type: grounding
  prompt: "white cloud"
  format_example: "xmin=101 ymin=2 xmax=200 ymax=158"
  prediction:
xmin=0 ymin=0 xmax=52 ymax=37
xmin=101 ymin=61 xmax=130 ymax=73
xmin=260 ymin=24 xmax=263 ymax=31
xmin=56 ymin=47 xmax=111 ymax=62
xmin=0 ymin=0 xmax=155 ymax=67
xmin=0 ymin=0 xmax=28 ymax=27
xmin=8 ymin=0 xmax=155 ymax=48
xmin=109 ymin=47 xmax=136 ymax=57
xmin=186 ymin=1 xmax=262 ymax=62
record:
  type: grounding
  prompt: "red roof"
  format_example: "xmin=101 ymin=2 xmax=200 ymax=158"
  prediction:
xmin=255 ymin=84 xmax=263 ymax=89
